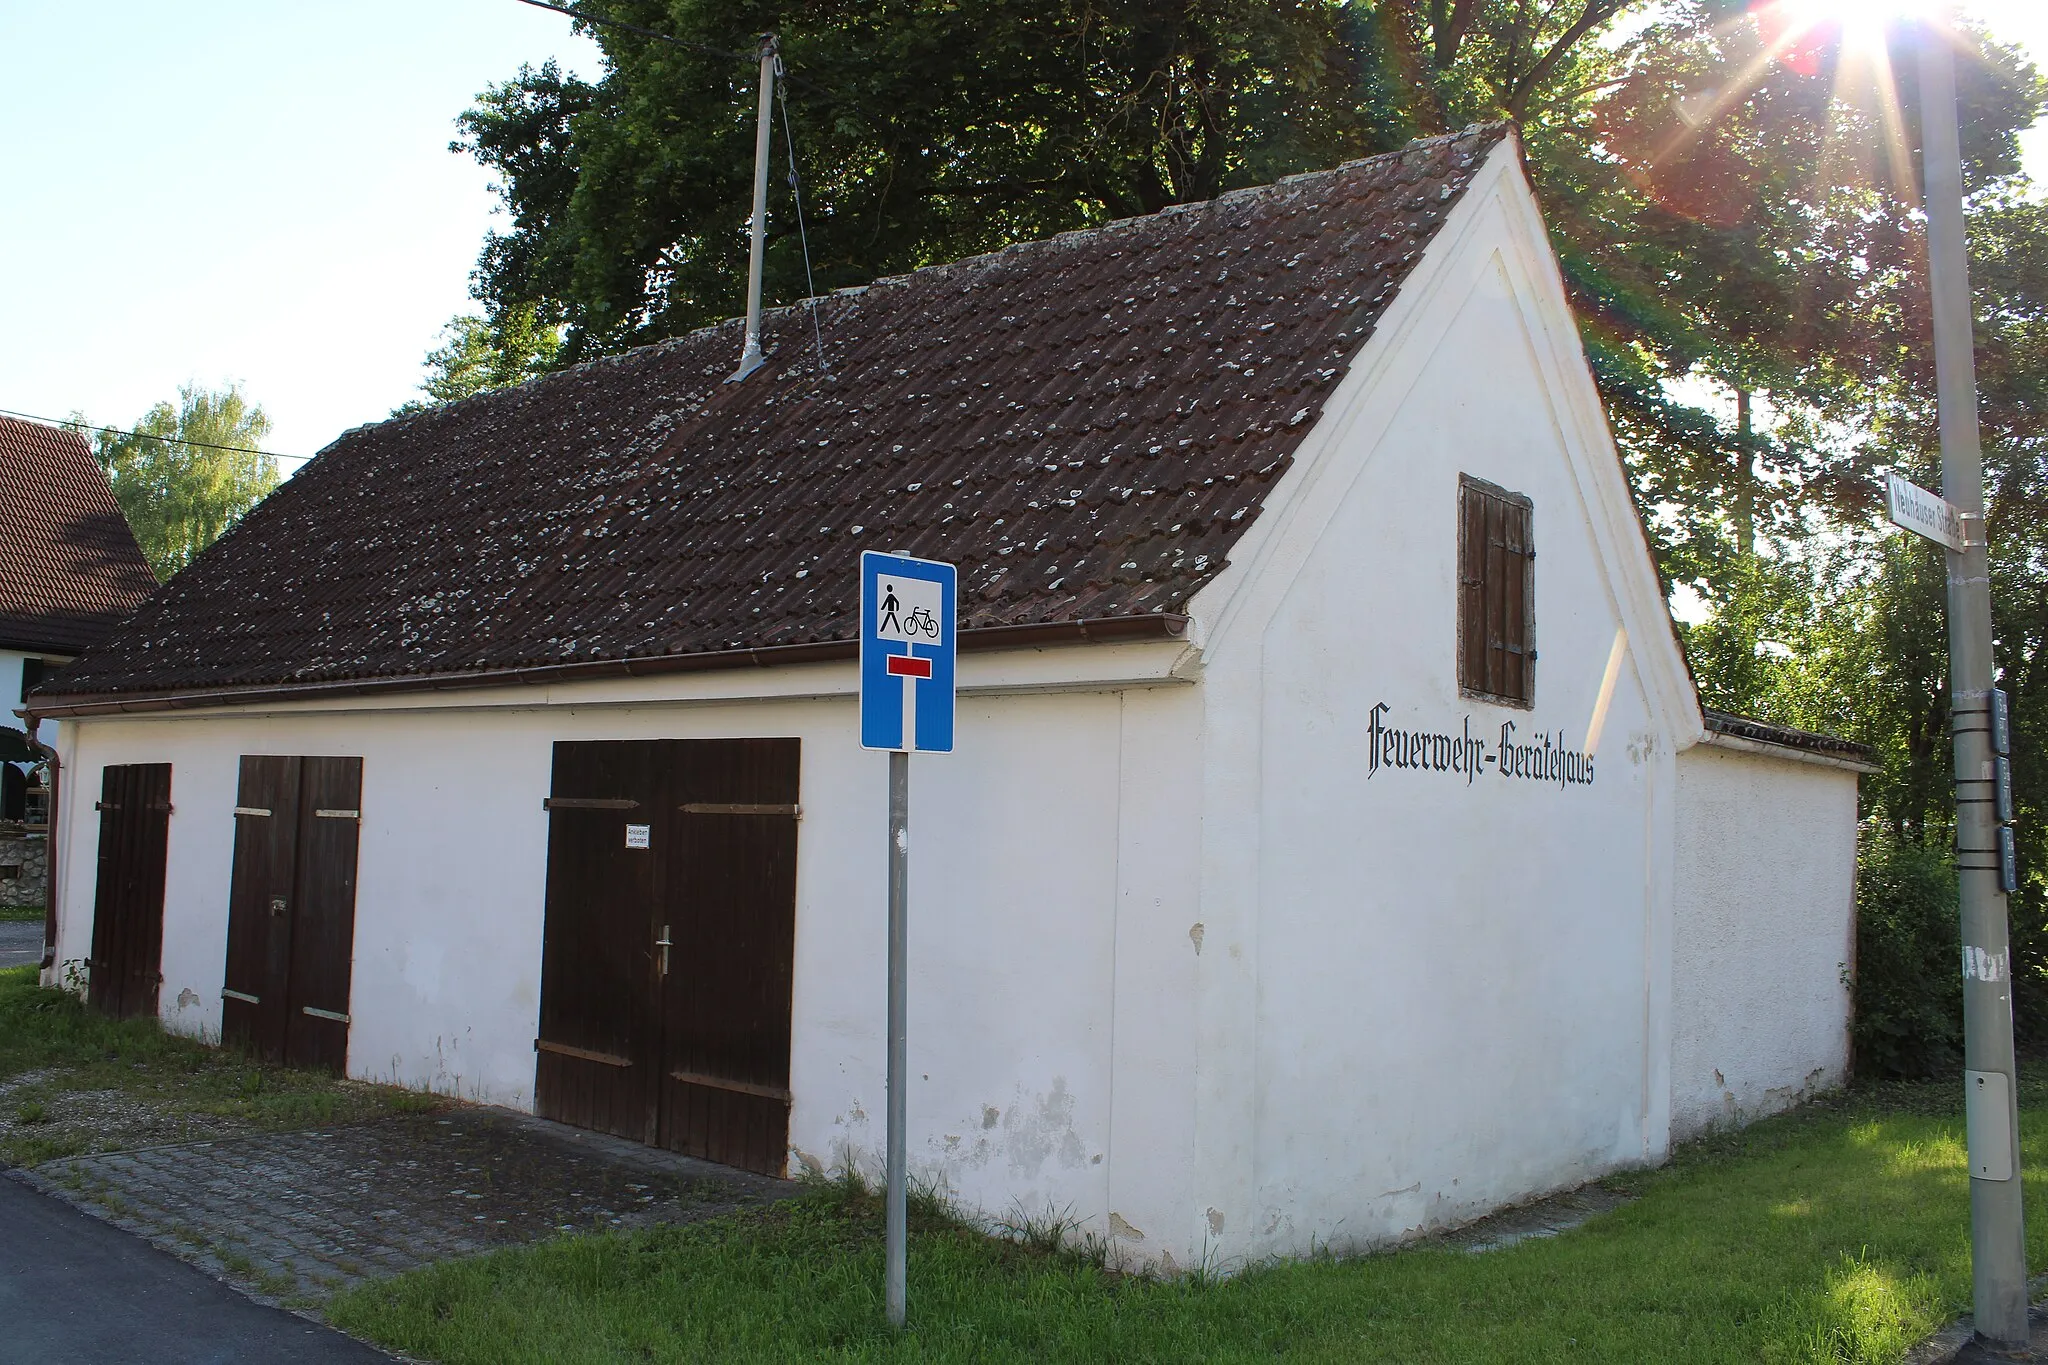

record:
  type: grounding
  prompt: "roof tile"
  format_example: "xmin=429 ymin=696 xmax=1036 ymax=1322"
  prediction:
xmin=50 ymin=126 xmax=1507 ymax=699
xmin=0 ymin=416 xmax=156 ymax=655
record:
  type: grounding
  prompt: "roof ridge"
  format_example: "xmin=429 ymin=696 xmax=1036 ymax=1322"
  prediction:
xmin=342 ymin=123 xmax=1514 ymax=450
xmin=848 ymin=122 xmax=1512 ymax=296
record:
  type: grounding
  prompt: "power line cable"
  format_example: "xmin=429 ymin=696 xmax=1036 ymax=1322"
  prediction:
xmin=0 ymin=407 xmax=307 ymax=465
xmin=776 ymin=59 xmax=830 ymax=378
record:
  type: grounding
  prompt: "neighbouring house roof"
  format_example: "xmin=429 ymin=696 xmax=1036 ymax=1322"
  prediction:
xmin=39 ymin=125 xmax=1510 ymax=706
xmin=1702 ymin=709 xmax=1877 ymax=766
xmin=0 ymin=415 xmax=156 ymax=657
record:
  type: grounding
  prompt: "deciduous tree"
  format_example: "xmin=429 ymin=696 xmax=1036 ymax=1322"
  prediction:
xmin=89 ymin=384 xmax=279 ymax=580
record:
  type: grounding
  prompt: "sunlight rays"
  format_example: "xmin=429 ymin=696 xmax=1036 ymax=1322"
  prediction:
xmin=1643 ymin=1 xmax=1972 ymax=214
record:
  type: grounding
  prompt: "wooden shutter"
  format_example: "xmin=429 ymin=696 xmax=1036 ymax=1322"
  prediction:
xmin=87 ymin=763 xmax=172 ymax=1019
xmin=1458 ymin=476 xmax=1535 ymax=706
xmin=283 ymin=756 xmax=363 ymax=1074
xmin=221 ymin=755 xmax=364 ymax=1071
xmin=536 ymin=741 xmax=662 ymax=1144
xmin=223 ymin=757 xmax=302 ymax=1060
xmin=661 ymin=737 xmax=801 ymax=1176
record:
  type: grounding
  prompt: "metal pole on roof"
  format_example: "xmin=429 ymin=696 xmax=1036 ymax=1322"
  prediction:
xmin=885 ymin=747 xmax=909 ymax=1328
xmin=730 ymin=33 xmax=779 ymax=383
xmin=1919 ymin=17 xmax=2028 ymax=1349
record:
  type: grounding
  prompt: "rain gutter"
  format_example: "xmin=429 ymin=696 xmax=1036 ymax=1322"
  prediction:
xmin=24 ymin=613 xmax=1189 ymax=721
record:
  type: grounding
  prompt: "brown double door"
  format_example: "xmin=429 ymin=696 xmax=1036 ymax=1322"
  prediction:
xmin=88 ymin=763 xmax=173 ymax=1018
xmin=221 ymin=756 xmax=363 ymax=1073
xmin=536 ymin=738 xmax=800 ymax=1176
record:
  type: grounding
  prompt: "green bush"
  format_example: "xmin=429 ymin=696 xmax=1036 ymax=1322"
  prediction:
xmin=1852 ymin=833 xmax=1963 ymax=1078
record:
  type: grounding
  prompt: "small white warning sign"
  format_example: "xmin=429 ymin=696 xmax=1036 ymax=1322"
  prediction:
xmin=625 ymin=824 xmax=651 ymax=849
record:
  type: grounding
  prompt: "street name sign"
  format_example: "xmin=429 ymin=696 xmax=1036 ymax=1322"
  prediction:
xmin=860 ymin=551 xmax=957 ymax=753
xmin=1885 ymin=472 xmax=1968 ymax=553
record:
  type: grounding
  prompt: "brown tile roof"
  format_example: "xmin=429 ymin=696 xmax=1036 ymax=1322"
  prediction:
xmin=0 ymin=415 xmax=156 ymax=656
xmin=42 ymin=126 xmax=1508 ymax=704
xmin=1702 ymin=709 xmax=1876 ymax=765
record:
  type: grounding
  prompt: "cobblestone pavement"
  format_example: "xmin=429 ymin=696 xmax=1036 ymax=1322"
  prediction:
xmin=0 ymin=918 xmax=43 ymax=969
xmin=13 ymin=1106 xmax=796 ymax=1308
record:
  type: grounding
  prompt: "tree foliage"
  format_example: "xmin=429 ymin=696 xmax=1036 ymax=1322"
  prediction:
xmin=1676 ymin=169 xmax=2048 ymax=1043
xmin=89 ymin=384 xmax=280 ymax=581
xmin=454 ymin=1 xmax=1640 ymax=362
xmin=397 ymin=303 xmax=563 ymax=414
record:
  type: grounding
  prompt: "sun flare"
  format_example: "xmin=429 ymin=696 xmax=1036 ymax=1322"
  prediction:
xmin=1763 ymin=0 xmax=1949 ymax=55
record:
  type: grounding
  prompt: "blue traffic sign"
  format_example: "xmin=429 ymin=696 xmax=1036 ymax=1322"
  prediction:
xmin=860 ymin=551 xmax=957 ymax=753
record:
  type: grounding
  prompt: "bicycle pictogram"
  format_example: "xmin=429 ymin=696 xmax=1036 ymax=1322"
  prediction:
xmin=901 ymin=605 xmax=941 ymax=640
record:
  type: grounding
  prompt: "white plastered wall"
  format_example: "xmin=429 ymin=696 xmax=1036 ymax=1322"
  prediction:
xmin=45 ymin=650 xmax=1205 ymax=1254
xmin=1669 ymin=740 xmax=1858 ymax=1139
xmin=1174 ymin=138 xmax=1703 ymax=1267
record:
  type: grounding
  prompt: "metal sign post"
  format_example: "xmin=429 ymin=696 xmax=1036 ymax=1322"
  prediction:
xmin=858 ymin=550 xmax=957 ymax=1330
xmin=1910 ymin=22 xmax=2028 ymax=1348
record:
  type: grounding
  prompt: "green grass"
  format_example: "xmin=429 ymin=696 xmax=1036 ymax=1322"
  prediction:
xmin=328 ymin=1081 xmax=2048 ymax=1365
xmin=0 ymin=905 xmax=44 ymax=923
xmin=0 ymin=964 xmax=439 ymax=1166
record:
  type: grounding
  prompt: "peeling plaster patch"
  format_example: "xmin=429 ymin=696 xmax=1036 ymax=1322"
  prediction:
xmin=1109 ymin=1212 xmax=1145 ymax=1241
xmin=791 ymin=1148 xmax=827 ymax=1177
xmin=1206 ymin=1206 xmax=1226 ymax=1234
xmin=981 ymin=1105 xmax=1000 ymax=1130
xmin=1963 ymin=945 xmax=2009 ymax=982
xmin=175 ymin=988 xmax=201 ymax=1010
xmin=1004 ymin=1077 xmax=1087 ymax=1176
xmin=1188 ymin=922 xmax=1205 ymax=954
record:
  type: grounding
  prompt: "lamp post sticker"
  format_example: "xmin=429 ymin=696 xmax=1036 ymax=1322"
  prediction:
xmin=860 ymin=551 xmax=957 ymax=753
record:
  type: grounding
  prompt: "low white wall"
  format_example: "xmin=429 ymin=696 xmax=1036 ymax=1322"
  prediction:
xmin=1669 ymin=741 xmax=1857 ymax=1140
xmin=48 ymin=674 xmax=1205 ymax=1257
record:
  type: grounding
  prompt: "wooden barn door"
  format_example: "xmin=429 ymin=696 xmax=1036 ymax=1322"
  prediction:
xmin=87 ymin=763 xmax=172 ymax=1018
xmin=221 ymin=756 xmax=363 ymax=1071
xmin=661 ymin=740 xmax=801 ymax=1174
xmin=534 ymin=741 xmax=661 ymax=1143
xmin=536 ymin=738 xmax=800 ymax=1175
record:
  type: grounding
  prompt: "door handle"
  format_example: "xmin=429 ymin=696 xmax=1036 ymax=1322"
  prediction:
xmin=656 ymin=925 xmax=672 ymax=978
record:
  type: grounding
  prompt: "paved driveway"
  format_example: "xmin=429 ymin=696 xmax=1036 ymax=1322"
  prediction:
xmin=0 ymin=919 xmax=41 ymax=969
xmin=20 ymin=1105 xmax=794 ymax=1306
xmin=0 ymin=1173 xmax=390 ymax=1364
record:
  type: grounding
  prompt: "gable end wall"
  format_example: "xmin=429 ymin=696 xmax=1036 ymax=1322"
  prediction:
xmin=1179 ymin=140 xmax=1701 ymax=1265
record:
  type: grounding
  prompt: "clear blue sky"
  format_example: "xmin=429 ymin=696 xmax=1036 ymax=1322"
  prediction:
xmin=2 ymin=2 xmax=2042 ymax=465
xmin=1 ymin=1 xmax=603 ymax=462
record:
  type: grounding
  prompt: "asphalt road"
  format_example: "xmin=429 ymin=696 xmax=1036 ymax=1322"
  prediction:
xmin=0 ymin=1174 xmax=391 ymax=1364
xmin=0 ymin=920 xmax=40 ymax=970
